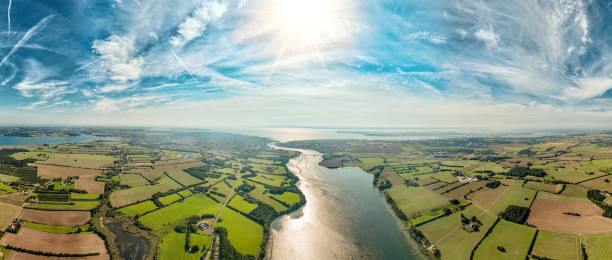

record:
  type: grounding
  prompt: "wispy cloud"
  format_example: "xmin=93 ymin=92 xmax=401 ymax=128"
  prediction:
xmin=0 ymin=15 xmax=54 ymax=68
xmin=92 ymin=35 xmax=143 ymax=82
xmin=169 ymin=0 xmax=228 ymax=47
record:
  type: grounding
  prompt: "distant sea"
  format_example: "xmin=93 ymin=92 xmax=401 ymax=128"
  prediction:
xmin=0 ymin=135 xmax=105 ymax=146
xmin=215 ymin=127 xmax=576 ymax=142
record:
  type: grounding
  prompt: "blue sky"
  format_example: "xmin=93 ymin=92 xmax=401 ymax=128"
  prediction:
xmin=0 ymin=0 xmax=611 ymax=128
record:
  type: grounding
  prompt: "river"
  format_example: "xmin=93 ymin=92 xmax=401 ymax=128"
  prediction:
xmin=266 ymin=144 xmax=423 ymax=260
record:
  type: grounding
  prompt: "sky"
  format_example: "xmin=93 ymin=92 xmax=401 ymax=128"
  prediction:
xmin=0 ymin=0 xmax=611 ymax=129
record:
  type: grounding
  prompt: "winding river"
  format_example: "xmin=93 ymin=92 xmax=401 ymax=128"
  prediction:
xmin=266 ymin=144 xmax=422 ymax=260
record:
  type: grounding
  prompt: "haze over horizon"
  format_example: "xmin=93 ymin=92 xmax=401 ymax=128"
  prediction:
xmin=0 ymin=0 xmax=611 ymax=128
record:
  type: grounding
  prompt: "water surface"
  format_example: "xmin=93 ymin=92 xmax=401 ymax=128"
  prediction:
xmin=0 ymin=134 xmax=105 ymax=146
xmin=266 ymin=145 xmax=422 ymax=260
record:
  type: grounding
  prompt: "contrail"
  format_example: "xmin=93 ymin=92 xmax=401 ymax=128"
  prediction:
xmin=7 ymin=0 xmax=11 ymax=39
xmin=0 ymin=15 xmax=54 ymax=68
xmin=74 ymin=58 xmax=99 ymax=72
xmin=170 ymin=48 xmax=199 ymax=84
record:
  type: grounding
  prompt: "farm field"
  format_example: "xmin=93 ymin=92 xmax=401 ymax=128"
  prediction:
xmin=583 ymin=233 xmax=612 ymax=260
xmin=110 ymin=176 xmax=181 ymax=207
xmin=387 ymin=185 xmax=448 ymax=217
xmin=0 ymin=227 xmax=107 ymax=255
xmin=217 ymin=207 xmax=263 ymax=256
xmin=0 ymin=201 xmax=21 ymax=230
xmin=120 ymin=174 xmax=150 ymax=187
xmin=140 ymin=194 xmax=222 ymax=231
xmin=523 ymin=181 xmax=563 ymax=193
xmin=163 ymin=169 xmax=202 ymax=186
xmin=19 ymin=209 xmax=90 ymax=226
xmin=488 ymin=182 xmax=537 ymax=215
xmin=31 ymin=164 xmax=100 ymax=179
xmin=418 ymin=205 xmax=496 ymax=260
xmin=75 ymin=175 xmax=105 ymax=194
xmin=118 ymin=200 xmax=158 ymax=217
xmin=29 ymin=200 xmax=100 ymax=210
xmin=579 ymin=176 xmax=612 ymax=192
xmin=159 ymin=193 xmax=182 ymax=205
xmin=531 ymin=230 xmax=581 ymax=260
xmin=35 ymin=153 xmax=116 ymax=169
xmin=22 ymin=221 xmax=91 ymax=234
xmin=228 ymin=195 xmax=258 ymax=213
xmin=159 ymin=230 xmax=205 ymax=260
xmin=270 ymin=191 xmax=301 ymax=206
xmin=473 ymin=220 xmax=536 ymax=260
xmin=527 ymin=198 xmax=612 ymax=234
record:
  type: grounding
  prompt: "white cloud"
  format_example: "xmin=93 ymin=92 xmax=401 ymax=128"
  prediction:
xmin=474 ymin=26 xmax=500 ymax=48
xmin=170 ymin=0 xmax=228 ymax=47
xmin=13 ymin=79 xmax=73 ymax=99
xmin=562 ymin=77 xmax=612 ymax=101
xmin=406 ymin=31 xmax=447 ymax=44
xmin=92 ymin=35 xmax=143 ymax=82
xmin=95 ymin=84 xmax=133 ymax=93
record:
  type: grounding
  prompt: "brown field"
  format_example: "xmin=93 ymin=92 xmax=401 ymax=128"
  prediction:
xmin=19 ymin=209 xmax=90 ymax=226
xmin=0 ymin=201 xmax=21 ymax=230
xmin=319 ymin=158 xmax=343 ymax=168
xmin=0 ymin=227 xmax=107 ymax=255
xmin=8 ymin=251 xmax=109 ymax=260
xmin=75 ymin=175 xmax=105 ymax=194
xmin=31 ymin=164 xmax=100 ymax=179
xmin=39 ymin=157 xmax=113 ymax=169
xmin=580 ymin=176 xmax=612 ymax=192
xmin=380 ymin=166 xmax=404 ymax=186
xmin=527 ymin=198 xmax=612 ymax=234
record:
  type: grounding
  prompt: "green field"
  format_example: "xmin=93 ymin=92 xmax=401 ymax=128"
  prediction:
xmin=473 ymin=220 xmax=536 ymax=260
xmin=418 ymin=205 xmax=496 ymax=260
xmin=179 ymin=189 xmax=193 ymax=197
xmin=120 ymin=174 xmax=150 ymax=187
xmin=165 ymin=169 xmax=202 ymax=186
xmin=523 ymin=181 xmax=562 ymax=193
xmin=140 ymin=194 xmax=222 ymax=231
xmin=22 ymin=221 xmax=91 ymax=234
xmin=70 ymin=193 xmax=100 ymax=200
xmin=270 ymin=192 xmax=301 ymax=206
xmin=245 ymin=174 xmax=286 ymax=186
xmin=584 ymin=233 xmax=612 ymax=260
xmin=159 ymin=230 xmax=206 ymax=260
xmin=387 ymin=185 xmax=447 ymax=217
xmin=531 ymin=230 xmax=580 ymax=260
xmin=0 ymin=173 xmax=20 ymax=182
xmin=244 ymin=181 xmax=287 ymax=212
xmin=488 ymin=182 xmax=537 ymax=214
xmin=218 ymin=208 xmax=263 ymax=256
xmin=228 ymin=195 xmax=258 ymax=213
xmin=118 ymin=200 xmax=158 ymax=217
xmin=29 ymin=200 xmax=100 ymax=210
xmin=159 ymin=193 xmax=182 ymax=205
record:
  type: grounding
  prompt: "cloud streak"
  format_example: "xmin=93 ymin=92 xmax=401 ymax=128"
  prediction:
xmin=0 ymin=15 xmax=54 ymax=68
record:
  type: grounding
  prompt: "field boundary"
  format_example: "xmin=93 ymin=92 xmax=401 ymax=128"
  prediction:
xmin=526 ymin=229 xmax=539 ymax=257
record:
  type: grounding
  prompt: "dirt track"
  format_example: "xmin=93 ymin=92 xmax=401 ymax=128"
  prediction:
xmin=527 ymin=198 xmax=612 ymax=234
xmin=0 ymin=227 xmax=107 ymax=255
xmin=19 ymin=209 xmax=91 ymax=226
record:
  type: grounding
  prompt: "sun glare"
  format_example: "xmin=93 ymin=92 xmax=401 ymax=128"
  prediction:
xmin=271 ymin=0 xmax=354 ymax=50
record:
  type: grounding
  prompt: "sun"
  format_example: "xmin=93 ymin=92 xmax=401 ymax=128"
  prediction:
xmin=274 ymin=0 xmax=348 ymax=48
